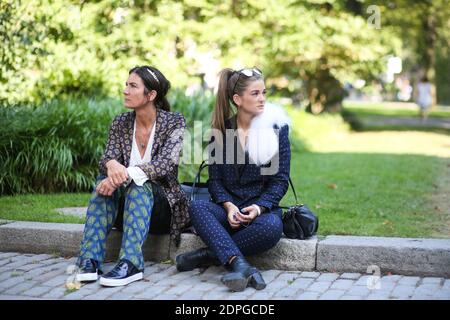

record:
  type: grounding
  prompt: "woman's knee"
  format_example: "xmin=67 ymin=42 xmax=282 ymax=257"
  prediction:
xmin=125 ymin=182 xmax=152 ymax=205
xmin=87 ymin=193 xmax=108 ymax=212
xmin=261 ymin=214 xmax=283 ymax=241
xmin=189 ymin=200 xmax=211 ymax=218
xmin=126 ymin=182 xmax=147 ymax=195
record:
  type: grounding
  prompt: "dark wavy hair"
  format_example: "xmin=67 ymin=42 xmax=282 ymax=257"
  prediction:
xmin=129 ymin=65 xmax=171 ymax=111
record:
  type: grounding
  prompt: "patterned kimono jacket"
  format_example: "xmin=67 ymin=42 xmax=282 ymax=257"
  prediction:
xmin=98 ymin=108 xmax=189 ymax=245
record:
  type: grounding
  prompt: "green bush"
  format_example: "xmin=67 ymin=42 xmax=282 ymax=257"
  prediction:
xmin=0 ymin=89 xmax=216 ymax=195
xmin=169 ymin=89 xmax=215 ymax=128
xmin=0 ymin=97 xmax=123 ymax=194
xmin=169 ymin=89 xmax=215 ymax=183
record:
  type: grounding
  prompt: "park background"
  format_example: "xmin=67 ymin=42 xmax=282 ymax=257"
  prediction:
xmin=0 ymin=0 xmax=449 ymax=239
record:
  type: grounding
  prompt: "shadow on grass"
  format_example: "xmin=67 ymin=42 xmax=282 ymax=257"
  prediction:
xmin=341 ymin=109 xmax=450 ymax=134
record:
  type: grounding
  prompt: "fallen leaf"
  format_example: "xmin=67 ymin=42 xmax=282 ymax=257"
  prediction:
xmin=65 ymin=281 xmax=81 ymax=290
xmin=161 ymin=259 xmax=172 ymax=264
xmin=327 ymin=183 xmax=338 ymax=189
xmin=315 ymin=204 xmax=321 ymax=209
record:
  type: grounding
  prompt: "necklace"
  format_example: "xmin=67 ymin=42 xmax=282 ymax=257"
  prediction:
xmin=138 ymin=133 xmax=148 ymax=149
xmin=135 ymin=118 xmax=154 ymax=151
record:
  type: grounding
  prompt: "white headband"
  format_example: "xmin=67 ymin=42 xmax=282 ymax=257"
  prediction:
xmin=146 ymin=68 xmax=160 ymax=83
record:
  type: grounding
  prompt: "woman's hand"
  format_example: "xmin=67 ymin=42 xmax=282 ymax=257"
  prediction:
xmin=96 ymin=178 xmax=116 ymax=196
xmin=223 ymin=202 xmax=242 ymax=229
xmin=106 ymin=160 xmax=128 ymax=187
xmin=239 ymin=205 xmax=260 ymax=223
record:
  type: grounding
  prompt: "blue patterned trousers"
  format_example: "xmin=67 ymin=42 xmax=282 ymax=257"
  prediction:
xmin=189 ymin=200 xmax=283 ymax=265
xmin=77 ymin=176 xmax=154 ymax=270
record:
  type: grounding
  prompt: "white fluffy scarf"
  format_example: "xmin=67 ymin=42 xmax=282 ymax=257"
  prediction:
xmin=247 ymin=102 xmax=291 ymax=166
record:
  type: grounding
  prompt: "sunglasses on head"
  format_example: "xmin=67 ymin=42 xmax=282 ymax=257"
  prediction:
xmin=238 ymin=67 xmax=262 ymax=77
xmin=232 ymin=67 xmax=263 ymax=94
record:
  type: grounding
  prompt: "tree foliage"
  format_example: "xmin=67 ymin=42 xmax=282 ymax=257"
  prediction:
xmin=4 ymin=0 xmax=444 ymax=110
xmin=364 ymin=0 xmax=450 ymax=103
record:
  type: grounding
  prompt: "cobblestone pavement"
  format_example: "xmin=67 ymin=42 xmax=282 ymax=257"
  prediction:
xmin=0 ymin=252 xmax=449 ymax=300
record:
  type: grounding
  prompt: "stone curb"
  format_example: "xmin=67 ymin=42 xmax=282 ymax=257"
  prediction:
xmin=317 ymin=235 xmax=450 ymax=277
xmin=0 ymin=221 xmax=449 ymax=277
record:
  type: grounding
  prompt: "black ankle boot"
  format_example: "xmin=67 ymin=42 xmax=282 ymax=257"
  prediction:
xmin=220 ymin=256 xmax=266 ymax=292
xmin=175 ymin=247 xmax=220 ymax=272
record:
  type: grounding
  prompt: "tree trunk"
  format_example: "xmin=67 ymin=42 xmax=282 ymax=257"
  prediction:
xmin=423 ymin=4 xmax=438 ymax=104
xmin=305 ymin=68 xmax=345 ymax=114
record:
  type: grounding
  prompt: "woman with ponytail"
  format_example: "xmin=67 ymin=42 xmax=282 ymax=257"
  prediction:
xmin=75 ymin=65 xmax=189 ymax=287
xmin=176 ymin=67 xmax=291 ymax=292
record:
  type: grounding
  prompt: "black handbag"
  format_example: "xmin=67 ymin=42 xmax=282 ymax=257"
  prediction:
xmin=180 ymin=161 xmax=211 ymax=202
xmin=281 ymin=178 xmax=319 ymax=240
xmin=113 ymin=181 xmax=171 ymax=235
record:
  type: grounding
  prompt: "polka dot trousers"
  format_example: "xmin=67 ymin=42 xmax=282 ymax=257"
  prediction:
xmin=189 ymin=200 xmax=283 ymax=265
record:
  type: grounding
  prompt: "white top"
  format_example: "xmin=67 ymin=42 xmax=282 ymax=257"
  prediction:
xmin=417 ymin=82 xmax=432 ymax=107
xmin=126 ymin=120 xmax=156 ymax=186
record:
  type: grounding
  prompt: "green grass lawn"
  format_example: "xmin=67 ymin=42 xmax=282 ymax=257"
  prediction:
xmin=281 ymin=152 xmax=448 ymax=238
xmin=0 ymin=193 xmax=88 ymax=224
xmin=1 ymin=103 xmax=449 ymax=238
xmin=279 ymin=105 xmax=450 ymax=238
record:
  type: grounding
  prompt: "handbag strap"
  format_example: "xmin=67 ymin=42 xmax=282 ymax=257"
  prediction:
xmin=279 ymin=177 xmax=301 ymax=209
xmin=288 ymin=177 xmax=299 ymax=204
xmin=190 ymin=160 xmax=208 ymax=200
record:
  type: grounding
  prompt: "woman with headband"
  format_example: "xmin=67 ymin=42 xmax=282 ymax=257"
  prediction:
xmin=176 ymin=67 xmax=291 ymax=292
xmin=75 ymin=66 xmax=189 ymax=287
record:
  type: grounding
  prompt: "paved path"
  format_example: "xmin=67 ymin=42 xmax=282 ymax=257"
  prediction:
xmin=0 ymin=252 xmax=449 ymax=300
xmin=364 ymin=116 xmax=450 ymax=129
